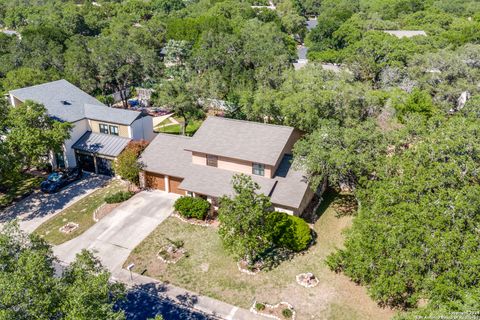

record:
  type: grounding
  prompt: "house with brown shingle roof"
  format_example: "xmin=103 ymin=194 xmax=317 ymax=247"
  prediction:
xmin=139 ymin=117 xmax=316 ymax=215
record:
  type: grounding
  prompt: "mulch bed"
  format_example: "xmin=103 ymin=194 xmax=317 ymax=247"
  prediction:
xmin=93 ymin=203 xmax=121 ymax=221
xmin=172 ymin=212 xmax=219 ymax=228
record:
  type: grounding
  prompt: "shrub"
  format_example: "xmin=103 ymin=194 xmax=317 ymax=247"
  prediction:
xmin=282 ymin=308 xmax=293 ymax=318
xmin=255 ymin=303 xmax=265 ymax=311
xmin=174 ymin=196 xmax=210 ymax=220
xmin=104 ymin=191 xmax=134 ymax=204
xmin=269 ymin=212 xmax=312 ymax=252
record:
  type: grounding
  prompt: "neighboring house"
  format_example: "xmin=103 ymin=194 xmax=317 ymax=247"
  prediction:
xmin=139 ymin=117 xmax=316 ymax=215
xmin=9 ymin=80 xmax=155 ymax=175
xmin=383 ymin=30 xmax=427 ymax=38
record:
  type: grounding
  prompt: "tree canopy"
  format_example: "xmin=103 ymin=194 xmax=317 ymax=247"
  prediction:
xmin=0 ymin=223 xmax=125 ymax=319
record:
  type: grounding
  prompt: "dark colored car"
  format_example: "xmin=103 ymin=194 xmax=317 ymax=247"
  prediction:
xmin=40 ymin=167 xmax=83 ymax=193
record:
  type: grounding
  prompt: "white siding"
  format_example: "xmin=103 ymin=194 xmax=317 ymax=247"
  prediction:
xmin=64 ymin=119 xmax=90 ymax=167
xmin=131 ymin=116 xmax=155 ymax=141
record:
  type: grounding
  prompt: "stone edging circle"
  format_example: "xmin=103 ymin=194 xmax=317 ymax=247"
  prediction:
xmin=295 ymin=272 xmax=319 ymax=288
xmin=250 ymin=301 xmax=296 ymax=320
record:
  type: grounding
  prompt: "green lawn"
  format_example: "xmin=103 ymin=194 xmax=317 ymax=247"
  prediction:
xmin=155 ymin=119 xmax=202 ymax=136
xmin=34 ymin=179 xmax=127 ymax=245
xmin=0 ymin=173 xmax=43 ymax=209
xmin=124 ymin=191 xmax=395 ymax=320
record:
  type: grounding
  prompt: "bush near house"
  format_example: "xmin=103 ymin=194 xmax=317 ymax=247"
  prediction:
xmin=174 ymin=196 xmax=210 ymax=220
xmin=114 ymin=140 xmax=149 ymax=186
xmin=104 ymin=191 xmax=134 ymax=204
xmin=269 ymin=212 xmax=312 ymax=252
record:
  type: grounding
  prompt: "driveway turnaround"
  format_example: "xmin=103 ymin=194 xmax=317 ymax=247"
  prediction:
xmin=0 ymin=173 xmax=110 ymax=233
xmin=54 ymin=190 xmax=178 ymax=271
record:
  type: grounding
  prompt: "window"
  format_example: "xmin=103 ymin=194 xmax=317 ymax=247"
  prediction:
xmin=99 ymin=123 xmax=109 ymax=134
xmin=109 ymin=125 xmax=119 ymax=136
xmin=99 ymin=123 xmax=119 ymax=136
xmin=252 ymin=163 xmax=265 ymax=176
xmin=206 ymin=155 xmax=218 ymax=167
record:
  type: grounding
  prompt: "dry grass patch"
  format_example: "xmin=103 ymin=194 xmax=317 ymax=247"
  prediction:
xmin=34 ymin=179 xmax=127 ymax=245
xmin=125 ymin=191 xmax=395 ymax=320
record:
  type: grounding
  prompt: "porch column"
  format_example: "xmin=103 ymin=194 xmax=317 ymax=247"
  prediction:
xmin=164 ymin=175 xmax=170 ymax=193
xmin=93 ymin=156 xmax=98 ymax=174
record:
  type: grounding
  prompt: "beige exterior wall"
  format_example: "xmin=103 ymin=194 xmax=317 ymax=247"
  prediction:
xmin=191 ymin=152 xmax=272 ymax=178
xmin=192 ymin=152 xmax=206 ymax=165
xmin=89 ymin=120 xmax=130 ymax=138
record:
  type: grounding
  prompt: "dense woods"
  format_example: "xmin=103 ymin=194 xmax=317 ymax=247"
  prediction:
xmin=0 ymin=0 xmax=479 ymax=317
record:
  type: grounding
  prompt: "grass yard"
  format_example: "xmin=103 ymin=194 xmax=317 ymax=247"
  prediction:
xmin=155 ymin=119 xmax=202 ymax=136
xmin=0 ymin=173 xmax=43 ymax=209
xmin=124 ymin=191 xmax=395 ymax=320
xmin=34 ymin=179 xmax=127 ymax=245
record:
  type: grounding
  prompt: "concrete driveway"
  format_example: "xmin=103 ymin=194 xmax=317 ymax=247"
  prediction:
xmin=0 ymin=173 xmax=110 ymax=232
xmin=54 ymin=190 xmax=178 ymax=271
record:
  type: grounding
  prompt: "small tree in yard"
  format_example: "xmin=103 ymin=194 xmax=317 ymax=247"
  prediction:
xmin=218 ymin=174 xmax=273 ymax=265
xmin=114 ymin=140 xmax=148 ymax=187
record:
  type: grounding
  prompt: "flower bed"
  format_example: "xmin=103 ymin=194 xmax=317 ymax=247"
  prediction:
xmin=250 ymin=301 xmax=296 ymax=320
xmin=157 ymin=239 xmax=187 ymax=264
xmin=59 ymin=222 xmax=79 ymax=234
xmin=93 ymin=202 xmax=121 ymax=221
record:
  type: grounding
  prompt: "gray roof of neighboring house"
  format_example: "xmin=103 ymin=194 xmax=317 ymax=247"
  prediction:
xmin=9 ymin=80 xmax=141 ymax=125
xmin=186 ymin=117 xmax=294 ymax=166
xmin=383 ymin=30 xmax=427 ymax=38
xmin=72 ymin=132 xmax=131 ymax=157
xmin=141 ymin=133 xmax=310 ymax=209
xmin=83 ymin=104 xmax=141 ymax=125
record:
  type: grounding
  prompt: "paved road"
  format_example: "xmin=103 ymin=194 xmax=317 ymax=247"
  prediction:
xmin=0 ymin=173 xmax=110 ymax=232
xmin=54 ymin=190 xmax=179 ymax=270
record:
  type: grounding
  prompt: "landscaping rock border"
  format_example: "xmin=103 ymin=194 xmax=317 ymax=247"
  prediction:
xmin=296 ymin=272 xmax=319 ymax=288
xmin=250 ymin=301 xmax=296 ymax=320
xmin=237 ymin=261 xmax=260 ymax=276
xmin=172 ymin=212 xmax=216 ymax=227
xmin=93 ymin=202 xmax=121 ymax=222
xmin=59 ymin=222 xmax=79 ymax=234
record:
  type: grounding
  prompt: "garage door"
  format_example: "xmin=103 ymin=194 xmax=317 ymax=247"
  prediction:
xmin=169 ymin=176 xmax=185 ymax=195
xmin=145 ymin=172 xmax=165 ymax=191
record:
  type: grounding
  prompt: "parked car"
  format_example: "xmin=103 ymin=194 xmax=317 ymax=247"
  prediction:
xmin=40 ymin=167 xmax=83 ymax=193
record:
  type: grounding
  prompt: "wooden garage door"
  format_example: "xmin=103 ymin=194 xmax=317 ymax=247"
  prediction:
xmin=145 ymin=172 xmax=165 ymax=191
xmin=169 ymin=176 xmax=185 ymax=195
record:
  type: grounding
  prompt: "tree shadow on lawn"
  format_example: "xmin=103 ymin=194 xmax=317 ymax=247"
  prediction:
xmin=0 ymin=173 xmax=110 ymax=223
xmin=116 ymin=282 xmax=217 ymax=320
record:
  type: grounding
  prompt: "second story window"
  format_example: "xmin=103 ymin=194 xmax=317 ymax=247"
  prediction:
xmin=99 ymin=123 xmax=109 ymax=134
xmin=206 ymin=155 xmax=218 ymax=167
xmin=99 ymin=123 xmax=119 ymax=136
xmin=252 ymin=163 xmax=265 ymax=176
xmin=109 ymin=125 xmax=119 ymax=136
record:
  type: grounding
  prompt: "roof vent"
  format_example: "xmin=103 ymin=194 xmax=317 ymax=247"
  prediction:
xmin=61 ymin=100 xmax=72 ymax=106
